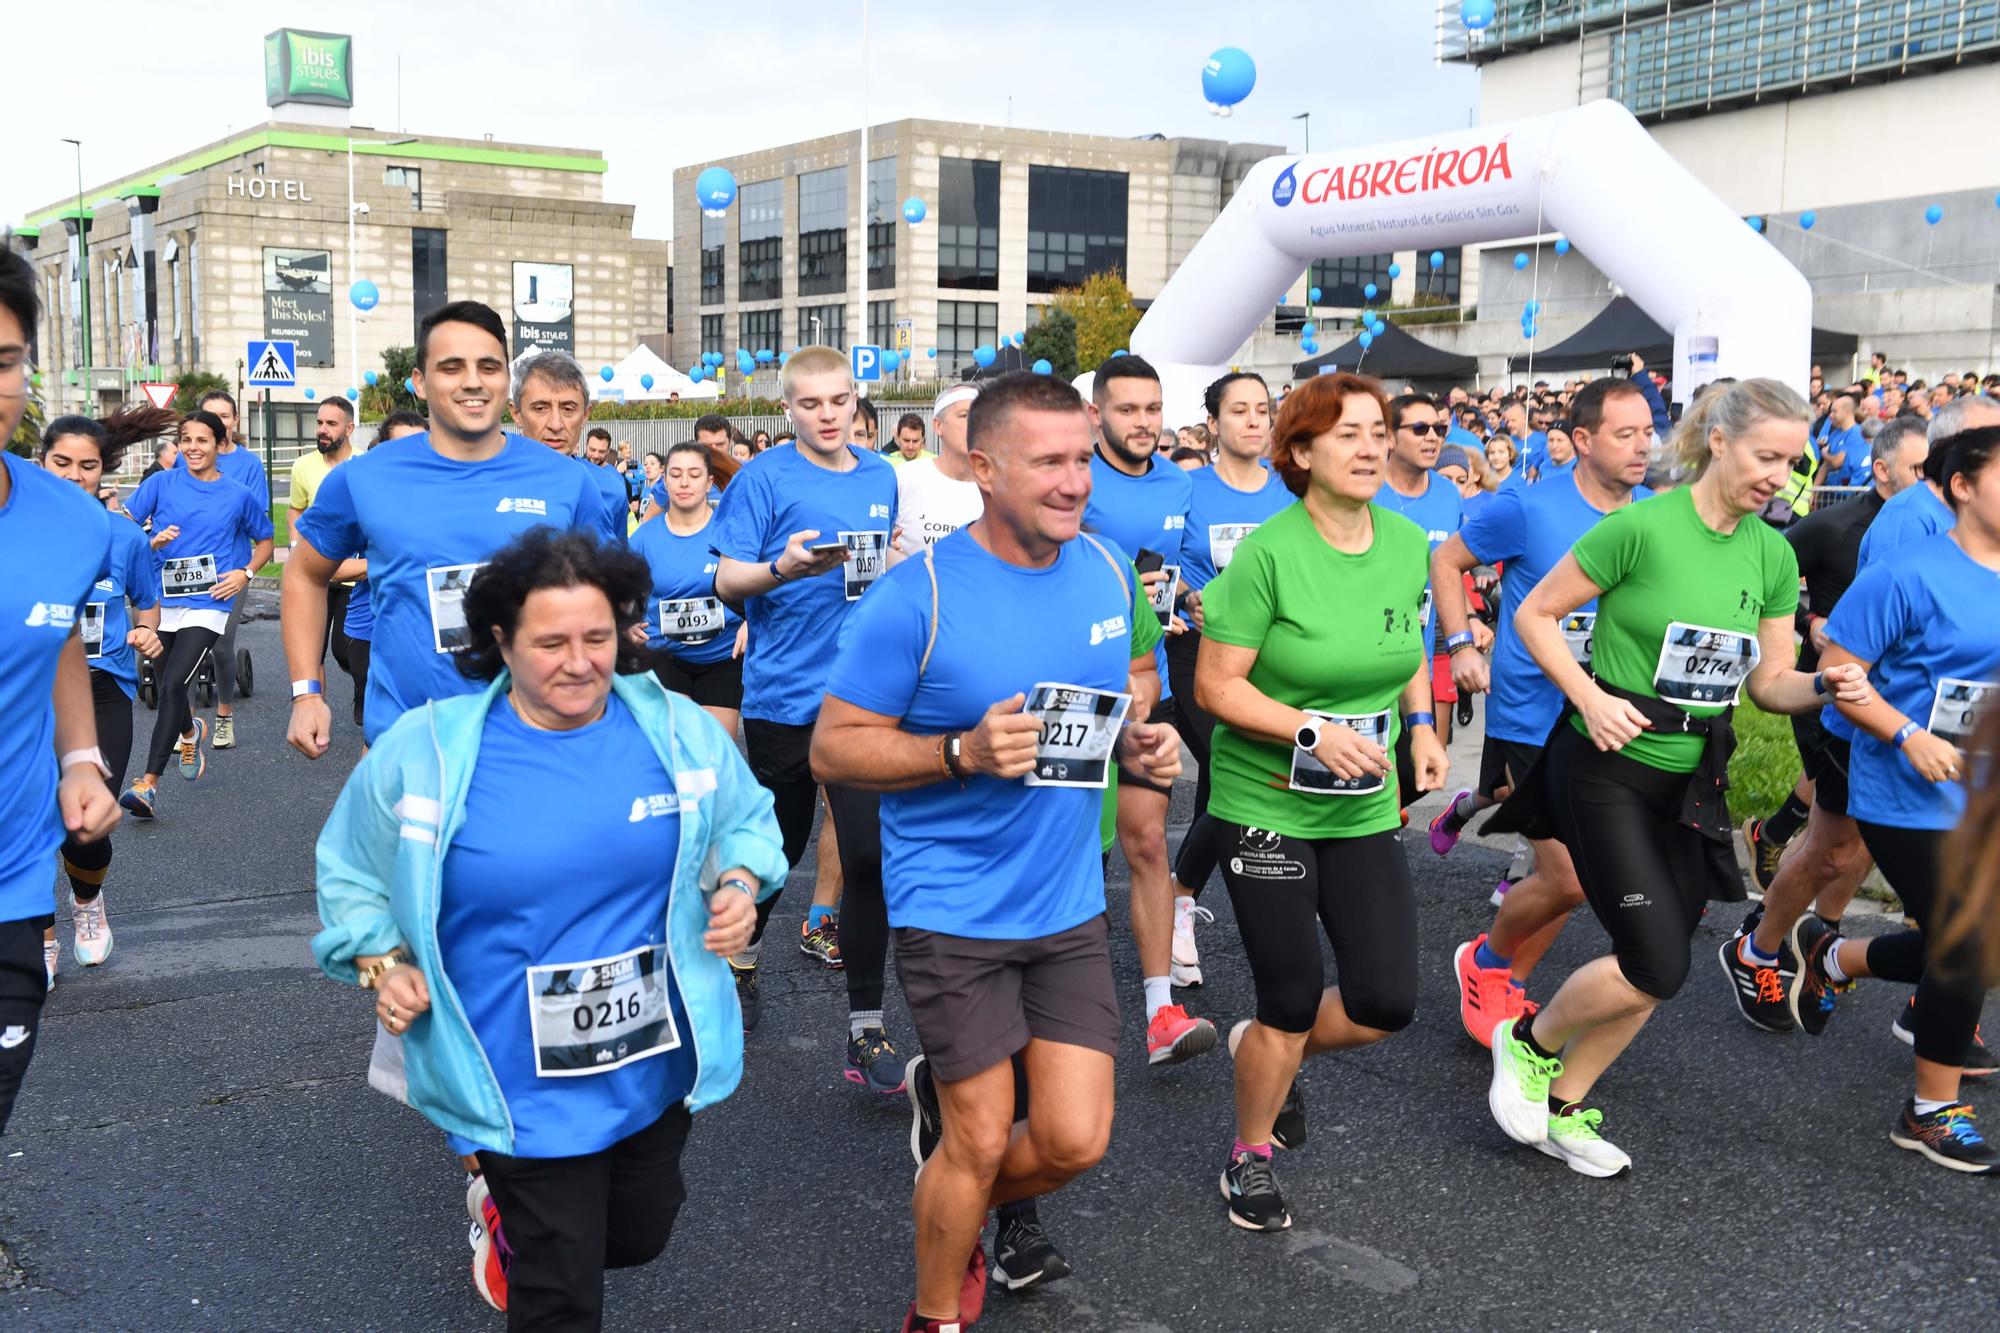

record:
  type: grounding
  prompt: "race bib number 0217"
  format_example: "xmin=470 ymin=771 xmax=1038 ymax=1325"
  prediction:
xmin=1022 ymin=682 xmax=1132 ymax=789
xmin=1651 ymin=621 xmax=1758 ymax=708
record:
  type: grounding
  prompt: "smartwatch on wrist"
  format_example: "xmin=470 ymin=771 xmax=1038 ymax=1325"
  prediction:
xmin=1295 ymin=718 xmax=1324 ymax=751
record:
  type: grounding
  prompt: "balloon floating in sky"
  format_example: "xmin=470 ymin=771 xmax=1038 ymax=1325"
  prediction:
xmin=303 ymin=388 xmax=315 ymax=400
xmin=1799 ymin=210 xmax=1817 ymax=230
xmin=1429 ymin=250 xmax=1445 ymax=269
xmin=902 ymin=197 xmax=927 ymax=225
xmin=1202 ymin=47 xmax=1256 ymax=115
xmin=1308 ymin=285 xmax=1322 ymax=304
xmin=1370 ymin=320 xmax=1386 ymax=337
xmin=1032 ymin=358 xmax=1053 ymax=376
xmin=881 ymin=351 xmax=901 ymax=373
xmin=404 ymin=378 xmax=415 ymax=394
xmin=364 ymin=370 xmax=378 ymax=386
xmin=926 ymin=347 xmax=938 ymax=359
xmin=1553 ymin=239 xmax=1570 ymax=256
xmin=1512 ymin=252 xmax=1529 ymax=270
xmin=346 ymin=388 xmax=359 ymax=401
xmin=1363 ymin=282 xmax=1378 ymax=300
xmin=1747 ymin=216 xmax=1764 ymax=232
xmin=349 ymin=279 xmax=379 ymax=311
xmin=640 ymin=374 xmax=655 ymax=391
xmin=973 ymin=345 xmax=997 ymax=368
xmin=600 ymin=365 xmax=615 ymax=382
xmin=1462 ymin=0 xmax=1496 ymax=31
xmin=1357 ymin=331 xmax=1374 ymax=349
xmin=1300 ymin=339 xmax=1319 ymax=356
xmin=1301 ymin=321 xmax=1317 ymax=339
xmin=1387 ymin=263 xmax=1402 ymax=279
xmin=695 ymin=166 xmax=738 ymax=217
xmin=1924 ymin=203 xmax=1944 ymax=225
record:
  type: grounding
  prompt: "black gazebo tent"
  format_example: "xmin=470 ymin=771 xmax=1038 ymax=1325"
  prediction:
xmin=1291 ymin=321 xmax=1477 ymax=383
xmin=1506 ymin=297 xmax=1858 ymax=374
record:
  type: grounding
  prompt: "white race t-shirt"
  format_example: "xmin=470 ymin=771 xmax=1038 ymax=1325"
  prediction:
xmin=894 ymin=456 xmax=985 ymax=554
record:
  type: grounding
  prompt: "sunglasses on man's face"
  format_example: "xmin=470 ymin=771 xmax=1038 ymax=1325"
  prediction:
xmin=1401 ymin=421 xmax=1447 ymax=437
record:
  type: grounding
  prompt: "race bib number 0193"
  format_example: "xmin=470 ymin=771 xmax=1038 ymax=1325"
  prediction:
xmin=841 ymin=531 xmax=889 ymax=602
xmin=162 ymin=553 xmax=218 ymax=598
xmin=659 ymin=597 xmax=725 ymax=645
xmin=82 ymin=602 xmax=108 ymax=659
xmin=1022 ymin=682 xmax=1132 ymax=789
xmin=525 ymin=942 xmax=681 ymax=1078
xmin=1561 ymin=612 xmax=1597 ymax=669
xmin=1929 ymin=677 xmax=1996 ymax=750
xmin=1289 ymin=710 xmax=1392 ymax=796
xmin=1651 ymin=621 xmax=1758 ymax=708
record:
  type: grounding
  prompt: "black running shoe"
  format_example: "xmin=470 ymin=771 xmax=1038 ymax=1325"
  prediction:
xmin=1731 ymin=901 xmax=1764 ymax=944
xmin=991 ymin=1201 xmax=1072 ymax=1291
xmin=1787 ymin=916 xmax=1840 ymax=1037
xmin=1892 ymin=999 xmax=1998 ymax=1077
xmin=1743 ymin=817 xmax=1785 ymax=895
xmin=907 ymin=1053 xmax=942 ymax=1169
xmin=1272 ymin=1079 xmax=1308 ymax=1151
xmin=1889 ymin=1100 xmax=1999 ymax=1174
xmin=1220 ymin=1151 xmax=1291 ymax=1232
xmin=730 ymin=959 xmax=761 ymax=1033
xmin=1717 ymin=935 xmax=1794 ymax=1034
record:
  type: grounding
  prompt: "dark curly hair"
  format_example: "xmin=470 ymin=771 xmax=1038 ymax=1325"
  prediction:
xmin=42 ymin=404 xmax=180 ymax=474
xmin=453 ymin=528 xmax=654 ymax=683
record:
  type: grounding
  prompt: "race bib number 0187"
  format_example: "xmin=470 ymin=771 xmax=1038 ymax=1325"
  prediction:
xmin=841 ymin=531 xmax=889 ymax=602
xmin=1651 ymin=621 xmax=1758 ymax=708
xmin=525 ymin=942 xmax=681 ymax=1078
xmin=1022 ymin=682 xmax=1132 ymax=789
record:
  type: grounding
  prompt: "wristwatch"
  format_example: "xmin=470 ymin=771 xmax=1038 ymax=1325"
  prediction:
xmin=1295 ymin=718 xmax=1324 ymax=751
xmin=356 ymin=948 xmax=412 ymax=990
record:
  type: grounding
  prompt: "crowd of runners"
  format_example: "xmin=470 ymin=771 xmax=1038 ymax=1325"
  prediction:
xmin=4 ymin=248 xmax=1999 ymax=1332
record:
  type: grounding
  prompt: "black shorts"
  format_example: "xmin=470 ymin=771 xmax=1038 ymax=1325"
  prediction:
xmin=1115 ymin=696 xmax=1180 ymax=795
xmin=1789 ymin=706 xmax=1827 ymax=770
xmin=1806 ymin=733 xmax=1852 ymax=818
xmin=1478 ymin=736 xmax=1543 ymax=802
xmin=894 ymin=915 xmax=1120 ymax=1083
xmin=649 ymin=649 xmax=744 ymax=711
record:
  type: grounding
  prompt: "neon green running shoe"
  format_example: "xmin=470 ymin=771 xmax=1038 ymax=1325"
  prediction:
xmin=1488 ymin=1018 xmax=1563 ymax=1146
xmin=1537 ymin=1103 xmax=1633 ymax=1177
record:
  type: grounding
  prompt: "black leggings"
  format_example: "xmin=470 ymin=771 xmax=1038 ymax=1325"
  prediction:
xmin=1546 ymin=724 xmax=1709 ymax=1001
xmin=348 ymin=637 xmax=371 ymax=728
xmin=143 ymin=625 xmax=220 ymax=778
xmin=61 ymin=669 xmax=134 ymax=903
xmin=1166 ymin=630 xmax=1223 ymax=896
xmin=477 ymin=1101 xmax=691 ymax=1333
xmin=325 ymin=581 xmax=355 ymax=679
xmin=0 ymin=918 xmax=46 ymax=1135
xmin=1216 ymin=822 xmax=1417 ymax=1034
xmin=1858 ymin=822 xmax=1988 ymax=1068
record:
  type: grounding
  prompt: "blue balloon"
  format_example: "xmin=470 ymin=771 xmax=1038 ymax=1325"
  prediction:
xmin=1371 ymin=320 xmax=1386 ymax=337
xmin=1747 ymin=215 xmax=1765 ymax=232
xmin=1522 ymin=323 xmax=1538 ymax=340
xmin=1301 ymin=321 xmax=1317 ymax=338
xmin=1363 ymin=282 xmax=1378 ymax=300
xmin=1513 ymin=252 xmax=1529 ymax=271
xmin=1524 ymin=300 xmax=1541 ymax=316
xmin=363 ymin=370 xmax=378 ymax=386
xmin=346 ymin=388 xmax=359 ymax=401
xmin=600 ymin=365 xmax=615 ymax=382
xmin=881 ymin=351 xmax=900 ymax=373
xmin=695 ymin=165 xmax=738 ymax=216
xmin=1032 ymin=358 xmax=1053 ymax=376
xmin=303 ymin=388 xmax=315 ymax=400
xmin=736 ymin=351 xmax=755 ymax=374
xmin=1799 ymin=210 xmax=1817 ymax=230
xmin=403 ymin=378 xmax=415 ymax=394
xmin=1357 ymin=332 xmax=1374 ymax=349
xmin=1387 ymin=263 xmax=1402 ymax=279
xmin=640 ymin=374 xmax=655 ymax=391
xmin=1359 ymin=309 xmax=1373 ymax=323
xmin=349 ymin=279 xmax=379 ymax=311
xmin=926 ymin=347 xmax=937 ymax=359
xmin=1462 ymin=0 xmax=1496 ymax=30
xmin=1202 ymin=47 xmax=1256 ymax=111
xmin=689 ymin=364 xmax=706 ymax=382
xmin=1308 ymin=285 xmax=1323 ymax=304
xmin=1924 ymin=203 xmax=1944 ymax=225
xmin=1553 ymin=239 xmax=1571 ymax=256
xmin=1429 ymin=250 xmax=1445 ymax=269
xmin=1112 ymin=349 xmax=1128 ymax=358
xmin=973 ymin=345 xmax=997 ymax=368
xmin=901 ymin=196 xmax=927 ymax=226
xmin=756 ymin=349 xmax=774 ymax=364
xmin=779 ymin=352 xmax=790 ymax=367
xmin=1299 ymin=339 xmax=1319 ymax=356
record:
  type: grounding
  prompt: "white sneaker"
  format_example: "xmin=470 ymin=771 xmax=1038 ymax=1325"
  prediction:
xmin=1536 ymin=1103 xmax=1633 ymax=1177
xmin=1171 ymin=896 xmax=1213 ymax=988
xmin=42 ymin=937 xmax=58 ymax=991
xmin=71 ymin=892 xmax=113 ymax=967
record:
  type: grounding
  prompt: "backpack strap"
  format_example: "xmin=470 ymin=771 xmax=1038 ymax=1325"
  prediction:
xmin=917 ymin=543 xmax=941 ymax=683
xmin=1079 ymin=532 xmax=1132 ymax=605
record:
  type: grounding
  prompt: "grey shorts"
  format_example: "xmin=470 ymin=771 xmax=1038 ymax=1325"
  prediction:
xmin=894 ymin=914 xmax=1120 ymax=1083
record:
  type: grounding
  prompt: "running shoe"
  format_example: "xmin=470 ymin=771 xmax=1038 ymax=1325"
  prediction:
xmin=1227 ymin=1019 xmax=1307 ymax=1150
xmin=211 ymin=714 xmax=236 ymax=750
xmin=1428 ymin=789 xmax=1475 ymax=856
xmin=43 ymin=937 xmax=58 ymax=991
xmin=1220 ymin=1150 xmax=1291 ymax=1232
xmin=118 ymin=778 xmax=158 ymax=819
xmin=992 ymin=1201 xmax=1072 ymax=1291
xmin=1742 ymin=816 xmax=1784 ymax=895
xmin=1717 ymin=935 xmax=1794 ymax=1034
xmin=1731 ymin=901 xmax=1764 ymax=944
xmin=729 ymin=959 xmax=760 ymax=1033
xmin=465 ymin=1173 xmax=512 ymax=1312
xmin=1488 ymin=877 xmax=1516 ymax=908
xmin=1171 ymin=897 xmax=1213 ymax=988
xmin=799 ymin=915 xmax=843 ymax=969
xmin=1146 ymin=1004 xmax=1217 ymax=1066
xmin=1536 ymin=1103 xmax=1633 ymax=1178
xmin=1489 ymin=1018 xmax=1563 ymax=1146
xmin=846 ymin=1028 xmax=908 ymax=1096
xmin=1891 ymin=999 xmax=1997 ymax=1077
xmin=906 ymin=1053 xmax=941 ymax=1170
xmin=71 ymin=892 xmax=113 ymax=967
xmin=896 ymin=1246 xmax=988 ymax=1333
xmin=1786 ymin=916 xmax=1839 ymax=1037
xmin=176 ymin=716 xmax=208 ymax=781
xmin=1454 ymin=935 xmax=1528 ymax=1048
xmin=899 ymin=1313 xmax=965 ymax=1333
xmin=1889 ymin=1100 xmax=1998 ymax=1174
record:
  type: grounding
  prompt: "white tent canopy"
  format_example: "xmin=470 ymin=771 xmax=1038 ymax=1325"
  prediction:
xmin=591 ymin=344 xmax=719 ymax=401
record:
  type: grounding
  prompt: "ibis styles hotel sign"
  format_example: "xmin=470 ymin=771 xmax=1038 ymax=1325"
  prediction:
xmin=264 ymin=29 xmax=353 ymax=108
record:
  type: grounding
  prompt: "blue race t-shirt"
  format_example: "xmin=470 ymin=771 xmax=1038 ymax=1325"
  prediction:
xmin=1825 ymin=533 xmax=2000 ymax=831
xmin=178 ymin=442 xmax=268 ymax=503
xmin=630 ymin=513 xmax=741 ymax=666
xmin=84 ymin=514 xmax=163 ymax=700
xmin=124 ymin=466 xmax=274 ymax=617
xmin=826 ymin=529 xmax=1141 ymax=938
xmin=0 ymin=454 xmax=111 ymax=923
xmin=437 ymin=694 xmax=693 ymax=1157
xmin=295 ymin=433 xmax=610 ymax=743
xmin=1462 ymin=474 xmax=1652 ymax=744
xmin=1374 ymin=470 xmax=1464 ymax=658
xmin=1823 ymin=424 xmax=1869 ymax=488
xmin=344 ymin=579 xmax=373 ymax=640
xmin=1535 ymin=457 xmax=1577 ymax=485
xmin=708 ymin=444 xmax=897 ymax=725
xmin=1857 ymin=481 xmax=1953 ymax=569
xmin=578 ymin=455 xmax=628 ymax=544
xmin=1085 ymin=451 xmax=1191 ymax=698
xmin=1446 ymin=425 xmax=1484 ymax=453
xmin=1519 ymin=430 xmax=1549 ymax=476
xmin=1181 ymin=465 xmax=1291 ymax=594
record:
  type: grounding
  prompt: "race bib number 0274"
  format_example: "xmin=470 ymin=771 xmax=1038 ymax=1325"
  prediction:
xmin=1651 ymin=621 xmax=1758 ymax=708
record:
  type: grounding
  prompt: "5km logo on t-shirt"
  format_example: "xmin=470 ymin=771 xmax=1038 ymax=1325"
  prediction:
xmin=495 ymin=497 xmax=548 ymax=516
xmin=627 ymin=793 xmax=679 ymax=822
xmin=24 ymin=602 xmax=78 ymax=630
xmin=1088 ymin=614 xmax=1128 ymax=646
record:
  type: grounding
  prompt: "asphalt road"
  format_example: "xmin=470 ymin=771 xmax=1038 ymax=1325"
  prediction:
xmin=4 ymin=616 xmax=1996 ymax=1331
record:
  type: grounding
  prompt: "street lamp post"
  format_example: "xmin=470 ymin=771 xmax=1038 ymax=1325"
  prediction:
xmin=61 ymin=137 xmax=89 ymax=409
xmin=1292 ymin=112 xmax=1311 ymax=153
xmin=346 ymin=136 xmax=417 ymax=382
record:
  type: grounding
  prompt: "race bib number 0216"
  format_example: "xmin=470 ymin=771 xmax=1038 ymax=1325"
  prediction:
xmin=1289 ymin=710 xmax=1392 ymax=796
xmin=1022 ymin=682 xmax=1132 ymax=789
xmin=1651 ymin=621 xmax=1758 ymax=708
xmin=525 ymin=942 xmax=681 ymax=1078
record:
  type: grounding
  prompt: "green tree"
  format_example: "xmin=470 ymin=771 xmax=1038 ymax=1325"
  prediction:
xmin=6 ymin=383 xmax=45 ymax=457
xmin=1052 ymin=269 xmax=1142 ymax=372
xmin=1022 ymin=308 xmax=1079 ymax=380
xmin=360 ymin=345 xmax=422 ymax=420
xmin=170 ymin=371 xmax=232 ymax=415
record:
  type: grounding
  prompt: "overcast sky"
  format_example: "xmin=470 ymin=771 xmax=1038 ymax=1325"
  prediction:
xmin=7 ymin=0 xmax=1477 ymax=243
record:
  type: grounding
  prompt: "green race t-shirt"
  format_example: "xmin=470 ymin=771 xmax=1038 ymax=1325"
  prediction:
xmin=1202 ymin=501 xmax=1429 ymax=840
xmin=1569 ymin=486 xmax=1799 ymax=773
xmin=1100 ymin=555 xmax=1163 ymax=852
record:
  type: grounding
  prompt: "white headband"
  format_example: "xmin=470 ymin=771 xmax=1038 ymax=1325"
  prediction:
xmin=932 ymin=386 xmax=979 ymax=420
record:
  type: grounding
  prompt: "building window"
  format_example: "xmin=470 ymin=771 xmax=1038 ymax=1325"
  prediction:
xmin=937 ymin=158 xmax=999 ymax=290
xmin=869 ymin=300 xmax=896 ymax=352
xmin=411 ymin=227 xmax=448 ymax=345
xmin=739 ymin=178 xmax=784 ymax=303
xmin=868 ymin=157 xmax=896 ymax=291
xmin=384 ymin=165 xmax=422 ymax=210
xmin=798 ymin=303 xmax=845 ymax=351
xmin=741 ymin=308 xmax=782 ymax=357
xmin=700 ymin=314 xmax=723 ymax=359
xmin=797 ymin=165 xmax=847 ymax=298
xmin=938 ymin=299 xmax=996 ymax=378
xmin=700 ymin=212 xmax=724 ymax=306
xmin=1307 ymin=253 xmax=1396 ymax=310
xmin=1026 ymin=166 xmax=1128 ymax=294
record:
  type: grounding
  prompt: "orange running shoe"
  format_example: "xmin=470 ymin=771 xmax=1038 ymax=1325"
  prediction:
xmin=1455 ymin=934 xmax=1528 ymax=1048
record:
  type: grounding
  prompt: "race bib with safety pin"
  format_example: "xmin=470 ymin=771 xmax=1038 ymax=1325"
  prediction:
xmin=525 ymin=942 xmax=680 ymax=1078
xmin=841 ymin=531 xmax=889 ymax=601
xmin=1210 ymin=523 xmax=1258 ymax=573
xmin=162 ymin=553 xmax=218 ymax=598
xmin=1148 ymin=566 xmax=1182 ymax=626
xmin=1290 ymin=709 xmax=1392 ymax=796
xmin=82 ymin=602 xmax=107 ymax=659
xmin=1022 ymin=681 xmax=1132 ymax=789
xmin=1419 ymin=587 xmax=1434 ymax=633
xmin=1561 ymin=612 xmax=1597 ymax=668
xmin=1929 ymin=677 xmax=1996 ymax=750
xmin=1651 ymin=621 xmax=1758 ymax=707
xmin=659 ymin=597 xmax=725 ymax=646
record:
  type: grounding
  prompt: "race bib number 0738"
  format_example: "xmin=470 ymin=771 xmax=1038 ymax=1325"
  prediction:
xmin=162 ymin=553 xmax=218 ymax=598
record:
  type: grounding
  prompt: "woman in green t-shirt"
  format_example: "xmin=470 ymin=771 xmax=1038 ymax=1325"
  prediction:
xmin=1486 ymin=378 xmax=1871 ymax=1178
xmin=1195 ymin=372 xmax=1447 ymax=1232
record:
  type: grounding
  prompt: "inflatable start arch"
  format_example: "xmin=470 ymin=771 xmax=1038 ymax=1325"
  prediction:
xmin=1131 ymin=99 xmax=1811 ymax=423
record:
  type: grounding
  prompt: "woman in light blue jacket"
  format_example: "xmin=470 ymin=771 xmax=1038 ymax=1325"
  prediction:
xmin=313 ymin=528 xmax=786 ymax=1330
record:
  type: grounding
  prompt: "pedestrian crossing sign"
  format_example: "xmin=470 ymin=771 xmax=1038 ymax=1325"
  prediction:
xmin=247 ymin=339 xmax=298 ymax=387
